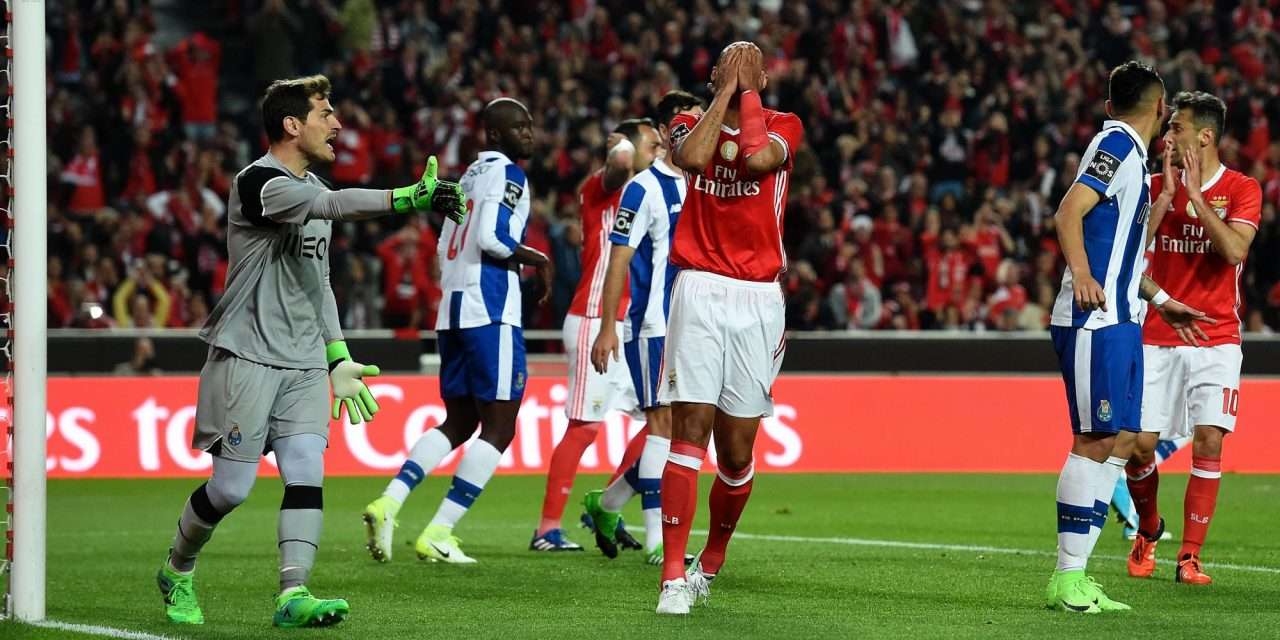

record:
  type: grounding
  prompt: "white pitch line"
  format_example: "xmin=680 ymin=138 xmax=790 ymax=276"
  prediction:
xmin=26 ymin=619 xmax=181 ymax=640
xmin=695 ymin=530 xmax=1280 ymax=575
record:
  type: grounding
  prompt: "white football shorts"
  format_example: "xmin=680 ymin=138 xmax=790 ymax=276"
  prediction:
xmin=1140 ymin=343 xmax=1242 ymax=438
xmin=657 ymin=270 xmax=786 ymax=418
xmin=562 ymin=313 xmax=641 ymax=422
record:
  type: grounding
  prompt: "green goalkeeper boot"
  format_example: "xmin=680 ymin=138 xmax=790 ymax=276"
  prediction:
xmin=156 ymin=562 xmax=204 ymax=625
xmin=272 ymin=585 xmax=350 ymax=628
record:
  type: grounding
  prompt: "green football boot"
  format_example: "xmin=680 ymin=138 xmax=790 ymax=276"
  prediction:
xmin=1081 ymin=575 xmax=1131 ymax=612
xmin=1046 ymin=569 xmax=1101 ymax=614
xmin=272 ymin=585 xmax=350 ymax=628
xmin=582 ymin=490 xmax=621 ymax=559
xmin=156 ymin=562 xmax=204 ymax=624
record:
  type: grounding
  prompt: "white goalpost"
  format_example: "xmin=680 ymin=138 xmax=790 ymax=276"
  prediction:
xmin=8 ymin=0 xmax=47 ymax=623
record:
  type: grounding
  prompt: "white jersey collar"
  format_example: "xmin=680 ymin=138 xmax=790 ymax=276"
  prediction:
xmin=1181 ymin=162 xmax=1226 ymax=192
xmin=652 ymin=157 xmax=682 ymax=178
xmin=478 ymin=150 xmax=512 ymax=164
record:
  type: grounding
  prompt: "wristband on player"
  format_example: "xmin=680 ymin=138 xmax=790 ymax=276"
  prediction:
xmin=1150 ymin=289 xmax=1171 ymax=307
xmin=738 ymin=90 xmax=768 ymax=157
xmin=326 ymin=340 xmax=352 ymax=371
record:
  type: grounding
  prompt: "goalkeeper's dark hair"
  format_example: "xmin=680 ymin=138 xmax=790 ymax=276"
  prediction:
xmin=261 ymin=75 xmax=332 ymax=142
xmin=1107 ymin=61 xmax=1163 ymax=116
xmin=614 ymin=118 xmax=655 ymax=146
xmin=1172 ymin=91 xmax=1227 ymax=144
xmin=655 ymin=90 xmax=703 ymax=126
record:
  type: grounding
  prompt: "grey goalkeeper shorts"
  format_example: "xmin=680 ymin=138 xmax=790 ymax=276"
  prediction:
xmin=194 ymin=347 xmax=330 ymax=463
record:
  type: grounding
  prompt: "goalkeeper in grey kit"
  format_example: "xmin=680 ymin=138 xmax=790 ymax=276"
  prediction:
xmin=155 ymin=75 xmax=466 ymax=628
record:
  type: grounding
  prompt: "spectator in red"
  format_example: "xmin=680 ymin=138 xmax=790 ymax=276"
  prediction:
xmin=925 ymin=227 xmax=970 ymax=322
xmin=376 ymin=225 xmax=434 ymax=329
xmin=331 ymin=99 xmax=373 ymax=186
xmin=60 ymin=126 xmax=105 ymax=216
xmin=369 ymin=107 xmax=407 ymax=183
xmin=970 ymin=201 xmax=1015 ymax=286
xmin=48 ymin=256 xmax=73 ymax=328
xmin=122 ymin=128 xmax=159 ymax=203
xmin=986 ymin=259 xmax=1028 ymax=329
xmin=168 ymin=32 xmax=221 ymax=141
xmin=847 ymin=215 xmax=884 ymax=287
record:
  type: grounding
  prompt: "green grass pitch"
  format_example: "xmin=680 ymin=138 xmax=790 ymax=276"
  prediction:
xmin=5 ymin=473 xmax=1280 ymax=639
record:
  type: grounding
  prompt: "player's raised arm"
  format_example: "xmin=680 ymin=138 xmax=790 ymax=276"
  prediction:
xmin=670 ymin=45 xmax=745 ymax=173
xmin=733 ymin=45 xmax=800 ymax=175
xmin=1146 ymin=139 xmax=1177 ymax=249
xmin=1180 ymin=148 xmax=1259 ymax=266
xmin=260 ymin=155 xmax=466 ymax=224
xmin=1054 ymin=182 xmax=1105 ymax=311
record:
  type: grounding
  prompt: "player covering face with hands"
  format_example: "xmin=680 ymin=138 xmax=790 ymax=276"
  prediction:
xmin=653 ymin=42 xmax=803 ymax=615
xmin=156 ymin=75 xmax=466 ymax=629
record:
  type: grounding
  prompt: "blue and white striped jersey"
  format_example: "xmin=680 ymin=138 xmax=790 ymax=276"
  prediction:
xmin=608 ymin=158 xmax=686 ymax=342
xmin=1052 ymin=120 xmax=1151 ymax=329
xmin=435 ymin=150 xmax=530 ymax=330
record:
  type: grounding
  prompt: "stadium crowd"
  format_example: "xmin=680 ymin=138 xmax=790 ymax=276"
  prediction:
xmin=38 ymin=0 xmax=1280 ymax=333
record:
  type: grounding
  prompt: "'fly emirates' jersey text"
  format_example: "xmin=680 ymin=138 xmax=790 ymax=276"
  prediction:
xmin=1145 ymin=166 xmax=1261 ymax=346
xmin=668 ymin=109 xmax=804 ymax=281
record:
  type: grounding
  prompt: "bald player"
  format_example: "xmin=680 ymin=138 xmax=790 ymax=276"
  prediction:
xmin=363 ymin=98 xmax=552 ymax=564
xmin=155 ymin=75 xmax=465 ymax=628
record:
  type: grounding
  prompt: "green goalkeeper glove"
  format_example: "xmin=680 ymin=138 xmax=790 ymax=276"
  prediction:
xmin=326 ymin=341 xmax=381 ymax=423
xmin=392 ymin=155 xmax=468 ymax=224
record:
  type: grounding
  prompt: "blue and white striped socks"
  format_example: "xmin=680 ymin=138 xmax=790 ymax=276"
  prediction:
xmin=384 ymin=428 xmax=455 ymax=504
xmin=430 ymin=440 xmax=503 ymax=529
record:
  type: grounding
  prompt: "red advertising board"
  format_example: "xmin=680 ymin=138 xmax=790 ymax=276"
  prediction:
xmin=7 ymin=375 xmax=1279 ymax=477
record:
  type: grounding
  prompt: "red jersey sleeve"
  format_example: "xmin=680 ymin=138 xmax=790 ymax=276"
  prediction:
xmin=668 ymin=112 xmax=699 ymax=153
xmin=577 ymin=172 xmax=603 ymax=215
xmin=1150 ymin=173 xmax=1164 ymax=201
xmin=765 ymin=111 xmax=804 ymax=172
xmin=1226 ymin=175 xmax=1262 ymax=230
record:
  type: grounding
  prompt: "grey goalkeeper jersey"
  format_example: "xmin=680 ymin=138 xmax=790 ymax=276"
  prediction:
xmin=199 ymin=153 xmax=346 ymax=370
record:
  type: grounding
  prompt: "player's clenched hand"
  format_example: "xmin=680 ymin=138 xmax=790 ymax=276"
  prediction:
xmin=1156 ymin=298 xmax=1216 ymax=347
xmin=590 ymin=325 xmax=620 ymax=375
xmin=326 ymin=341 xmax=381 ymax=424
xmin=1072 ymin=274 xmax=1107 ymax=312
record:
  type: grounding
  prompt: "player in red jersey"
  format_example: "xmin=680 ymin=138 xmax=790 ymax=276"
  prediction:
xmin=1119 ymin=91 xmax=1260 ymax=586
xmin=653 ymin=42 xmax=803 ymax=615
xmin=534 ymin=91 xmax=706 ymax=555
xmin=530 ymin=117 xmax=661 ymax=552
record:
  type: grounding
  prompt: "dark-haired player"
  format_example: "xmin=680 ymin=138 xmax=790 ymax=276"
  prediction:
xmin=156 ymin=75 xmax=465 ymax=627
xmin=1045 ymin=62 xmax=1209 ymax=613
xmin=1122 ymin=90 xmax=1260 ymax=586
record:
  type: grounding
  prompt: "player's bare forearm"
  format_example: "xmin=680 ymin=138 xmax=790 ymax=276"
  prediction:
xmin=672 ymin=91 xmax=733 ymax=173
xmin=597 ymin=246 xmax=634 ymax=338
xmin=744 ymin=140 xmax=786 ymax=175
xmin=1187 ymin=196 xmax=1255 ymax=265
xmin=510 ymin=244 xmax=550 ymax=268
xmin=1139 ymin=275 xmax=1162 ymax=301
xmin=1054 ymin=184 xmax=1101 ymax=277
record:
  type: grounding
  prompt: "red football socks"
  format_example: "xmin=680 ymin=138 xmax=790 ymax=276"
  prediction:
xmin=661 ymin=440 xmax=705 ymax=583
xmin=1181 ymin=455 xmax=1222 ymax=557
xmin=609 ymin=424 xmax=651 ymax=485
xmin=1126 ymin=459 xmax=1161 ymax=538
xmin=537 ymin=420 xmax=600 ymax=534
xmin=699 ymin=462 xmax=755 ymax=576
